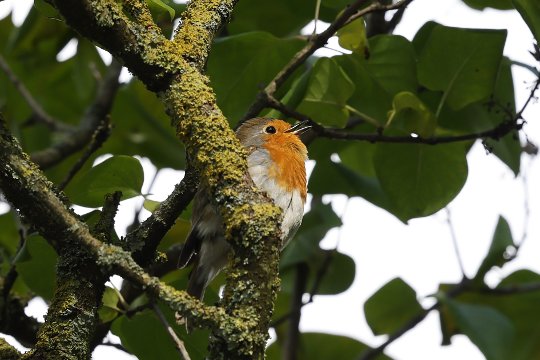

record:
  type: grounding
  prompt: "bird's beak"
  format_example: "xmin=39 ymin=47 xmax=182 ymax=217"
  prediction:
xmin=285 ymin=120 xmax=312 ymax=135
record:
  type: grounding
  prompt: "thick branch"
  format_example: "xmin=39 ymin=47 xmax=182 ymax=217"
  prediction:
xmin=45 ymin=0 xmax=286 ymax=357
xmin=124 ymin=167 xmax=198 ymax=266
xmin=0 ymin=296 xmax=40 ymax=348
xmin=0 ymin=338 xmax=20 ymax=360
xmin=0 ymin=116 xmax=245 ymax=344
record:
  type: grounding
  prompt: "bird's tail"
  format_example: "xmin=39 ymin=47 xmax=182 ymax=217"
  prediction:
xmin=186 ymin=263 xmax=208 ymax=300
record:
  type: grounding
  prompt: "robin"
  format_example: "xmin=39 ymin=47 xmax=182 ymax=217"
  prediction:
xmin=178 ymin=118 xmax=311 ymax=300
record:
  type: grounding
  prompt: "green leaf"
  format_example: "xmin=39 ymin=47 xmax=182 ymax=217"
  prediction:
xmin=374 ymin=143 xmax=468 ymax=221
xmin=143 ymin=199 xmax=161 ymax=213
xmin=99 ymin=287 xmax=122 ymax=322
xmin=312 ymin=251 xmax=355 ymax=295
xmin=364 ymin=278 xmax=423 ymax=335
xmin=334 ymin=35 xmax=417 ymax=125
xmin=73 ymin=39 xmax=106 ymax=101
xmin=267 ymin=332 xmax=392 ymax=360
xmin=16 ymin=235 xmax=57 ymax=300
xmin=308 ymin=139 xmax=394 ymax=215
xmin=228 ymin=0 xmax=313 ymax=37
xmin=66 ymin=155 xmax=144 ymax=208
xmin=0 ymin=212 xmax=20 ymax=256
xmin=387 ymin=91 xmax=437 ymax=137
xmin=364 ymin=35 xmax=418 ymax=96
xmin=417 ymin=24 xmax=507 ymax=110
xmin=147 ymin=0 xmax=175 ymax=21
xmin=512 ymin=0 xmax=540 ymax=55
xmin=440 ymin=270 xmax=540 ymax=359
xmin=297 ymin=57 xmax=355 ymax=127
xmin=337 ymin=17 xmax=369 ymax=57
xmin=111 ymin=307 xmax=211 ymax=360
xmin=462 ymin=0 xmax=514 ymax=10
xmin=474 ymin=216 xmax=515 ymax=282
xmin=443 ymin=299 xmax=514 ymax=360
xmin=435 ymin=57 xmax=520 ymax=175
xmin=106 ymin=81 xmax=186 ymax=170
xmin=487 ymin=57 xmax=521 ymax=175
xmin=207 ymin=32 xmax=303 ymax=124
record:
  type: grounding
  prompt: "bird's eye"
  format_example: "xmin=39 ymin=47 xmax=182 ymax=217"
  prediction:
xmin=265 ymin=126 xmax=276 ymax=134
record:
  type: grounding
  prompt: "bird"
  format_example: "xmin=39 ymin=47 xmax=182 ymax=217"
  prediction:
xmin=178 ymin=118 xmax=311 ymax=300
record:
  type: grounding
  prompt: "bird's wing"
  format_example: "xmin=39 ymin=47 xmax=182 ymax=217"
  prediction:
xmin=178 ymin=226 xmax=202 ymax=268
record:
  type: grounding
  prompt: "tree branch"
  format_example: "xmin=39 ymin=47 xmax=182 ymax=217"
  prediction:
xmin=0 ymin=115 xmax=249 ymax=349
xmin=152 ymin=302 xmax=192 ymax=360
xmin=124 ymin=167 xmax=198 ymax=266
xmin=0 ymin=337 xmax=21 ymax=360
xmin=265 ymin=89 xmax=533 ymax=145
xmin=0 ymin=54 xmax=71 ymax=132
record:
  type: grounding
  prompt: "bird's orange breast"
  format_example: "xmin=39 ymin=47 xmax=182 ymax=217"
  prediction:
xmin=263 ymin=137 xmax=307 ymax=201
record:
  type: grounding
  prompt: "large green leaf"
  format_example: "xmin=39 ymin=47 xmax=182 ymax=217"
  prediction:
xmin=443 ymin=299 xmax=514 ymax=360
xmin=513 ymin=0 xmax=540 ymax=42
xmin=296 ymin=57 xmax=355 ymax=127
xmin=417 ymin=24 xmax=507 ymax=110
xmin=207 ymin=32 xmax=303 ymax=124
xmin=308 ymin=147 xmax=394 ymax=215
xmin=66 ymin=155 xmax=144 ymax=208
xmin=462 ymin=0 xmax=514 ymax=10
xmin=364 ymin=35 xmax=417 ymax=96
xmin=267 ymin=332 xmax=392 ymax=360
xmin=106 ymin=81 xmax=185 ymax=170
xmin=374 ymin=143 xmax=468 ymax=221
xmin=16 ymin=235 xmax=57 ymax=300
xmin=334 ymin=35 xmax=417 ymax=126
xmin=364 ymin=278 xmax=423 ymax=335
xmin=308 ymin=138 xmax=395 ymax=215
xmin=434 ymin=57 xmax=520 ymax=175
xmin=474 ymin=216 xmax=515 ymax=283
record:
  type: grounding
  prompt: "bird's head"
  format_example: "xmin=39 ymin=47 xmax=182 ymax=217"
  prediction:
xmin=236 ymin=118 xmax=310 ymax=160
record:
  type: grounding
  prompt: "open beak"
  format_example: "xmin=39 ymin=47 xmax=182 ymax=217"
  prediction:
xmin=285 ymin=120 xmax=312 ymax=136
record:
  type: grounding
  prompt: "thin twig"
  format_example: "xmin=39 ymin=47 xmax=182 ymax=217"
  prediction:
xmin=479 ymin=282 xmax=540 ymax=295
xmin=100 ymin=341 xmax=133 ymax=354
xmin=152 ymin=302 xmax=192 ymax=360
xmin=30 ymin=59 xmax=122 ymax=169
xmin=267 ymin=92 xmax=524 ymax=145
xmin=358 ymin=280 xmax=469 ymax=360
xmin=348 ymin=0 xmax=414 ymax=25
xmin=312 ymin=0 xmax=322 ymax=37
xmin=0 ymin=54 xmax=71 ymax=132
xmin=58 ymin=116 xmax=111 ymax=191
xmin=239 ymin=0 xmax=414 ymax=125
xmin=445 ymin=208 xmax=467 ymax=278
xmin=282 ymin=263 xmax=309 ymax=360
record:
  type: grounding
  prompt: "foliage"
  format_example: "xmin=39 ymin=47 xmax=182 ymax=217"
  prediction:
xmin=0 ymin=0 xmax=538 ymax=359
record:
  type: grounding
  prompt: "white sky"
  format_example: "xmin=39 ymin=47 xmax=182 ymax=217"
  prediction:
xmin=0 ymin=1 xmax=539 ymax=360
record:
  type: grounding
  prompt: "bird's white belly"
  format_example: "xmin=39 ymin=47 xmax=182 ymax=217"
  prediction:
xmin=248 ymin=152 xmax=304 ymax=247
